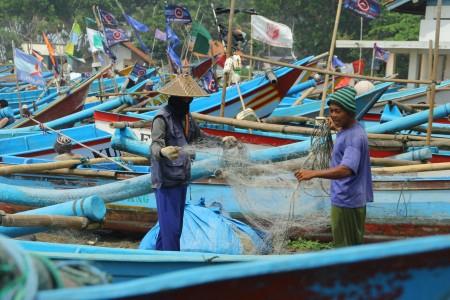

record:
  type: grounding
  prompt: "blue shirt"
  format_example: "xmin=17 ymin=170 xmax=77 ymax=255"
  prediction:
xmin=330 ymin=122 xmax=373 ymax=208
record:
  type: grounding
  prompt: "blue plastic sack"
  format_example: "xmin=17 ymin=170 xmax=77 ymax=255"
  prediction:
xmin=139 ymin=203 xmax=267 ymax=254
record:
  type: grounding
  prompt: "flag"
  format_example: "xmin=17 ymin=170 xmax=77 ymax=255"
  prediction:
xmin=102 ymin=40 xmax=117 ymax=61
xmin=332 ymin=55 xmax=345 ymax=69
xmin=192 ymin=22 xmax=212 ymax=55
xmin=13 ymin=48 xmax=45 ymax=87
xmin=352 ymin=59 xmax=365 ymax=74
xmin=129 ymin=63 xmax=147 ymax=82
xmin=124 ymin=14 xmax=149 ymax=32
xmin=167 ymin=46 xmax=182 ymax=71
xmin=99 ymin=8 xmax=119 ymax=27
xmin=344 ymin=0 xmax=381 ymax=20
xmin=86 ymin=28 xmax=105 ymax=52
xmin=251 ymin=15 xmax=293 ymax=48
xmin=374 ymin=43 xmax=390 ymax=62
xmin=166 ymin=24 xmax=180 ymax=48
xmin=42 ymin=32 xmax=59 ymax=76
xmin=85 ymin=17 xmax=97 ymax=27
xmin=31 ymin=49 xmax=44 ymax=62
xmin=215 ymin=54 xmax=226 ymax=68
xmin=201 ymin=70 xmax=218 ymax=93
xmin=155 ymin=28 xmax=167 ymax=41
xmin=165 ymin=5 xmax=192 ymax=24
xmin=124 ymin=14 xmax=149 ymax=52
xmin=65 ymin=22 xmax=82 ymax=56
xmin=105 ymin=27 xmax=130 ymax=46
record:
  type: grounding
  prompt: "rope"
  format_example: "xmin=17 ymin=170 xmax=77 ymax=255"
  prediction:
xmin=27 ymin=116 xmax=133 ymax=171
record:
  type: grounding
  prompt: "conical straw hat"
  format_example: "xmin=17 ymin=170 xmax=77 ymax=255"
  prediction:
xmin=158 ymin=74 xmax=208 ymax=97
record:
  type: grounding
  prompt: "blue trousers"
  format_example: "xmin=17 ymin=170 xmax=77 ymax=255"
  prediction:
xmin=155 ymin=185 xmax=187 ymax=251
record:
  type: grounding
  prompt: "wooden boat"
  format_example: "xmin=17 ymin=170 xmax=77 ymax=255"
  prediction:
xmin=9 ymin=67 xmax=112 ymax=128
xmin=94 ymin=110 xmax=450 ymax=163
xmin=0 ymin=77 xmax=128 ymax=112
xmin=1 ymin=168 xmax=449 ymax=239
xmin=367 ymin=79 xmax=450 ymax=115
xmin=270 ymin=82 xmax=392 ymax=119
xmin=36 ymin=235 xmax=450 ymax=300
xmin=141 ymin=56 xmax=314 ymax=119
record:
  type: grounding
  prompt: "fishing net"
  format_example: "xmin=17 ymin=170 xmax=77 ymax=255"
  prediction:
xmin=189 ymin=120 xmax=334 ymax=254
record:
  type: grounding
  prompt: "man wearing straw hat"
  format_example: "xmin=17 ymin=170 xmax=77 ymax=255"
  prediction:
xmin=150 ymin=74 xmax=237 ymax=251
xmin=295 ymin=87 xmax=373 ymax=247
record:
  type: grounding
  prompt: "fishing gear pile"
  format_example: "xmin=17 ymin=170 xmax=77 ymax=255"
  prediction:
xmin=217 ymin=118 xmax=334 ymax=254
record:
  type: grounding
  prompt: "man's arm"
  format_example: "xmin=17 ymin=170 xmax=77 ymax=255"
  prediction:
xmin=150 ymin=117 xmax=166 ymax=160
xmin=295 ymin=165 xmax=353 ymax=181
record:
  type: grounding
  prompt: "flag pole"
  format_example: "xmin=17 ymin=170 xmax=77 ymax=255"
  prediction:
xmin=11 ymin=40 xmax=23 ymax=115
xmin=92 ymin=5 xmax=106 ymax=96
xmin=426 ymin=0 xmax=442 ymax=145
xmin=249 ymin=33 xmax=253 ymax=80
xmin=370 ymin=43 xmax=376 ymax=77
xmin=319 ymin=0 xmax=343 ymax=118
xmin=219 ymin=0 xmax=236 ymax=117
xmin=359 ymin=17 xmax=363 ymax=62
xmin=150 ymin=34 xmax=157 ymax=60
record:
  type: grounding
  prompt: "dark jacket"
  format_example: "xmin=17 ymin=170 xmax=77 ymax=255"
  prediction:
xmin=150 ymin=106 xmax=201 ymax=188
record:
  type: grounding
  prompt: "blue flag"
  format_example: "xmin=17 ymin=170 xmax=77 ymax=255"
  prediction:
xmin=166 ymin=24 xmax=180 ymax=49
xmin=344 ymin=0 xmax=380 ymax=19
xmin=105 ymin=28 xmax=130 ymax=46
xmin=13 ymin=48 xmax=45 ymax=87
xmin=129 ymin=63 xmax=147 ymax=82
xmin=125 ymin=14 xmax=149 ymax=32
xmin=165 ymin=5 xmax=192 ymax=24
xmin=124 ymin=14 xmax=150 ymax=53
xmin=167 ymin=46 xmax=182 ymax=72
xmin=99 ymin=8 xmax=119 ymax=27
xmin=374 ymin=43 xmax=390 ymax=62
xmin=201 ymin=70 xmax=218 ymax=93
xmin=332 ymin=55 xmax=345 ymax=68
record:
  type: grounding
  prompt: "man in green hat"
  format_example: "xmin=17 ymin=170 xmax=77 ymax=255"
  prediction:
xmin=295 ymin=86 xmax=373 ymax=247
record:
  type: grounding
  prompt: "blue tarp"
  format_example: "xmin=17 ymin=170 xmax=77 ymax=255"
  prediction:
xmin=139 ymin=202 xmax=267 ymax=255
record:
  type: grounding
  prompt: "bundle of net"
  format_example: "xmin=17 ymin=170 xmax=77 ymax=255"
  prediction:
xmin=220 ymin=120 xmax=334 ymax=254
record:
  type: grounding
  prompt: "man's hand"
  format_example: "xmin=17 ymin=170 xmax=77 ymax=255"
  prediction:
xmin=294 ymin=169 xmax=317 ymax=182
xmin=327 ymin=117 xmax=340 ymax=131
xmin=222 ymin=136 xmax=238 ymax=149
xmin=160 ymin=146 xmax=181 ymax=160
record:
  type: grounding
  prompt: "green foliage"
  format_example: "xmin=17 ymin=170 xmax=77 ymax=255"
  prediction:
xmin=288 ymin=238 xmax=334 ymax=252
xmin=0 ymin=0 xmax=422 ymax=64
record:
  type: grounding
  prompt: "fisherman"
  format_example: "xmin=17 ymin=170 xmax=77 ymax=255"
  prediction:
xmin=0 ymin=99 xmax=15 ymax=128
xmin=295 ymin=87 xmax=373 ymax=247
xmin=53 ymin=135 xmax=83 ymax=161
xmin=150 ymin=74 xmax=237 ymax=251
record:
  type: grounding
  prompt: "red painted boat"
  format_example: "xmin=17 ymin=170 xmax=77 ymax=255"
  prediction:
xmin=12 ymin=66 xmax=111 ymax=128
xmin=95 ymin=110 xmax=450 ymax=162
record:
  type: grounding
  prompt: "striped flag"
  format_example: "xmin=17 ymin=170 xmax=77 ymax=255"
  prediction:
xmin=344 ymin=0 xmax=381 ymax=20
xmin=42 ymin=32 xmax=59 ymax=76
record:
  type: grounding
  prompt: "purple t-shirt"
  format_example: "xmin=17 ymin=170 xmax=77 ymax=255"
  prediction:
xmin=330 ymin=122 xmax=373 ymax=208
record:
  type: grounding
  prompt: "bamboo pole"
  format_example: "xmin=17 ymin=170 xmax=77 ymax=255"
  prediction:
xmin=262 ymin=116 xmax=315 ymax=124
xmin=0 ymin=212 xmax=91 ymax=230
xmin=292 ymin=86 xmax=316 ymax=106
xmin=319 ymin=0 xmax=343 ymax=117
xmin=191 ymin=112 xmax=450 ymax=146
xmin=240 ymin=54 xmax=433 ymax=85
xmin=426 ymin=0 xmax=442 ymax=145
xmin=219 ymin=0 xmax=236 ymax=117
xmin=43 ymin=168 xmax=118 ymax=178
xmin=0 ymin=156 xmax=148 ymax=176
xmin=372 ymin=161 xmax=450 ymax=175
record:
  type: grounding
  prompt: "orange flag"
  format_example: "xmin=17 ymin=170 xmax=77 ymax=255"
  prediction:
xmin=42 ymin=32 xmax=59 ymax=75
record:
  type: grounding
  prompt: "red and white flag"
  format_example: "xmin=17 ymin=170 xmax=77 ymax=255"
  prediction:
xmin=251 ymin=15 xmax=293 ymax=48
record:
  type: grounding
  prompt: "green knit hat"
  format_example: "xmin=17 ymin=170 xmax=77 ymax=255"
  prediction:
xmin=327 ymin=87 xmax=357 ymax=113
